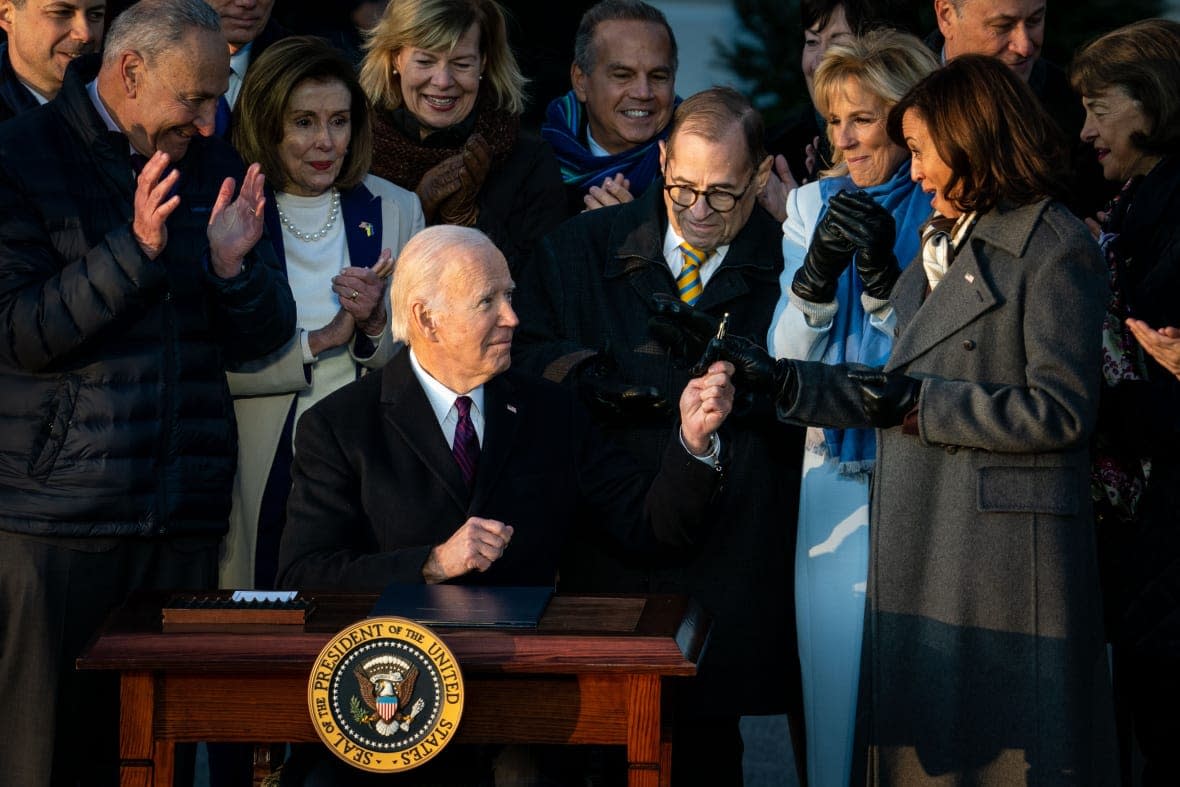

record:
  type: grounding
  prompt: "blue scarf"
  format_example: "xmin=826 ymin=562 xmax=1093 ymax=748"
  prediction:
xmin=541 ymin=89 xmax=677 ymax=192
xmin=817 ymin=161 xmax=931 ymax=474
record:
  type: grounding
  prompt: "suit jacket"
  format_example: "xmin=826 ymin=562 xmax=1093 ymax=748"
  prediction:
xmin=512 ymin=183 xmax=805 ymax=713
xmin=785 ymin=199 xmax=1117 ymax=784
xmin=276 ymin=347 xmax=722 ymax=590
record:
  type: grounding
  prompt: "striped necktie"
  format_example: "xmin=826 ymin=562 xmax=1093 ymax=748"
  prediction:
xmin=677 ymin=242 xmax=710 ymax=305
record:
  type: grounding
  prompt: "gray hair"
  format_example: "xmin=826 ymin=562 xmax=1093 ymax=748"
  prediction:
xmin=103 ymin=0 xmax=221 ymax=66
xmin=389 ymin=225 xmax=500 ymax=344
xmin=666 ymin=86 xmax=765 ymax=171
xmin=573 ymin=0 xmax=678 ymax=75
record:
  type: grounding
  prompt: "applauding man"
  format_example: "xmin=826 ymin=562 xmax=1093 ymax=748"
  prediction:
xmin=0 ymin=1 xmax=295 ymax=784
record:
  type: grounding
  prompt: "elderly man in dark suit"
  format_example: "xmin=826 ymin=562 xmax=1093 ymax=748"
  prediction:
xmin=277 ymin=223 xmax=733 ymax=590
xmin=274 ymin=222 xmax=734 ymax=784
xmin=513 ymin=85 xmax=806 ymax=783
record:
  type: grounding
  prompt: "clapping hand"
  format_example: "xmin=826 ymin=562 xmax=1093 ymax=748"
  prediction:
xmin=437 ymin=133 xmax=492 ymax=226
xmin=792 ymin=203 xmax=855 ymax=303
xmin=415 ymin=155 xmax=465 ymax=222
xmin=826 ymin=190 xmax=900 ymax=300
xmin=583 ymin=172 xmax=635 ymax=212
xmin=334 ymin=248 xmax=393 ymax=335
xmin=756 ymin=154 xmax=801 ymax=225
xmin=132 ymin=151 xmax=182 ymax=260
xmin=208 ymin=162 xmax=266 ymax=278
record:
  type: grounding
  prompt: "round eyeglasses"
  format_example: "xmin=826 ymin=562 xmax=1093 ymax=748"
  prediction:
xmin=663 ymin=170 xmax=756 ymax=213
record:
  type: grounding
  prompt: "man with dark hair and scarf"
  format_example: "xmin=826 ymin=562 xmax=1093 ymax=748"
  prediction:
xmin=541 ymin=0 xmax=679 ymax=216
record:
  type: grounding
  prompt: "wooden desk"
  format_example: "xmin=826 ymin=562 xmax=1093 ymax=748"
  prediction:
xmin=77 ymin=592 xmax=709 ymax=787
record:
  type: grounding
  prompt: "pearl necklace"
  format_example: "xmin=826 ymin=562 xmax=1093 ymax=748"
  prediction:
xmin=276 ymin=189 xmax=340 ymax=243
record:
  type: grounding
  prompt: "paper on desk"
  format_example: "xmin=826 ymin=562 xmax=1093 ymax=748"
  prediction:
xmin=230 ymin=590 xmax=298 ymax=603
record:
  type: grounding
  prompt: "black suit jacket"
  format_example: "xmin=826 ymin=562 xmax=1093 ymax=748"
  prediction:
xmin=276 ymin=347 xmax=722 ymax=590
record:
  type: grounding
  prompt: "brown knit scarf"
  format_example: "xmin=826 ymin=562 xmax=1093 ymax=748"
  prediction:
xmin=370 ymin=99 xmax=519 ymax=191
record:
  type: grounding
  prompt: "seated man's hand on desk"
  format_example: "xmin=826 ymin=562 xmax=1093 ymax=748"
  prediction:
xmin=423 ymin=517 xmax=515 ymax=583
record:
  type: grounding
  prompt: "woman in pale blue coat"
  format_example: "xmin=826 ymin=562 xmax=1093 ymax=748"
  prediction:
xmin=765 ymin=30 xmax=937 ymax=787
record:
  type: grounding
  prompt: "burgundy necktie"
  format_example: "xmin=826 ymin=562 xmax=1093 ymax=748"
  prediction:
xmin=452 ymin=396 xmax=480 ymax=488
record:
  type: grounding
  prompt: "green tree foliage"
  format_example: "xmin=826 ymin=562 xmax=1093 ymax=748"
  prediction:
xmin=716 ymin=0 xmax=1163 ymax=128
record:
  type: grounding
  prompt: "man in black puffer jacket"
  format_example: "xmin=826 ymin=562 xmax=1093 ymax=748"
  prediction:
xmin=0 ymin=1 xmax=295 ymax=785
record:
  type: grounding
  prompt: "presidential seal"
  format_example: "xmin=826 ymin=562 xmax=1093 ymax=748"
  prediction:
xmin=307 ymin=617 xmax=464 ymax=772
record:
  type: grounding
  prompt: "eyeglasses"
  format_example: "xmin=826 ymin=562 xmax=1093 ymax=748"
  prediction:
xmin=663 ymin=170 xmax=756 ymax=213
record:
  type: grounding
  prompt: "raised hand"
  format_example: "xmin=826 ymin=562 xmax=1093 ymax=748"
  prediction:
xmin=827 ymin=190 xmax=899 ymax=300
xmin=422 ymin=517 xmax=514 ymax=582
xmin=678 ymin=360 xmax=735 ymax=454
xmin=208 ymin=162 xmax=266 ymax=278
xmin=132 ymin=151 xmax=182 ymax=260
xmin=437 ymin=133 xmax=493 ymax=226
xmin=1127 ymin=319 xmax=1180 ymax=379
xmin=414 ymin=154 xmax=465 ymax=222
xmin=792 ymin=203 xmax=855 ymax=303
xmin=583 ymin=172 xmax=635 ymax=212
xmin=756 ymin=154 xmax=800 ymax=225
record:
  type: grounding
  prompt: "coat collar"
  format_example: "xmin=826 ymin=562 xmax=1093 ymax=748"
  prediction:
xmin=1121 ymin=155 xmax=1180 ymax=235
xmin=884 ymin=201 xmax=1054 ymax=370
xmin=379 ymin=347 xmax=521 ymax=512
xmin=969 ymin=198 xmax=1050 ymax=259
xmin=0 ymin=43 xmax=42 ymax=118
xmin=264 ymin=181 xmax=383 ymax=276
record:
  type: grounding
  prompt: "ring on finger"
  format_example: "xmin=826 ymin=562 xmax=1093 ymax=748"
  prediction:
xmin=350 ymin=290 xmax=359 ymax=300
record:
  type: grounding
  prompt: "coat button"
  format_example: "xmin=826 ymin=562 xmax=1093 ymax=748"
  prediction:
xmin=945 ymin=445 xmax=958 ymax=455
xmin=962 ymin=339 xmax=976 ymax=351
xmin=893 ymin=327 xmax=900 ymax=338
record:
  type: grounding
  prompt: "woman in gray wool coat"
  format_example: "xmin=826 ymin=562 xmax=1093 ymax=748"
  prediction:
xmin=669 ymin=55 xmax=1119 ymax=785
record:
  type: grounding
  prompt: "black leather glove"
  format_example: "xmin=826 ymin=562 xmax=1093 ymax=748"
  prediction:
xmin=847 ymin=369 xmax=921 ymax=428
xmin=648 ymin=293 xmax=720 ymax=364
xmin=791 ymin=205 xmax=855 ymax=303
xmin=827 ymin=190 xmax=900 ymax=300
xmin=574 ymin=355 xmax=670 ymax=423
xmin=692 ymin=333 xmax=798 ymax=409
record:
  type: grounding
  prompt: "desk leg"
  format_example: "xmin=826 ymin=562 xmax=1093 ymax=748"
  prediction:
xmin=626 ymin=674 xmax=661 ymax=787
xmin=118 ymin=672 xmax=174 ymax=787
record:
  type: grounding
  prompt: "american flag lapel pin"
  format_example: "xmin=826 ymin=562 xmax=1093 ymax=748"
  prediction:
xmin=965 ymin=273 xmax=975 ymax=284
xmin=506 ymin=404 xmax=517 ymax=414
xmin=358 ymin=221 xmax=374 ymax=238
